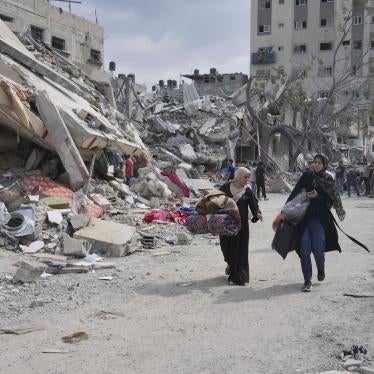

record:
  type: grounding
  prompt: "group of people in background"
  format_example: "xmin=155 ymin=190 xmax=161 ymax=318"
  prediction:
xmin=225 ymin=159 xmax=268 ymax=201
xmin=335 ymin=158 xmax=374 ymax=197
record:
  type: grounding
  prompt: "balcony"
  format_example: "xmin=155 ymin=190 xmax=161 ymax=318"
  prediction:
xmin=251 ymin=50 xmax=276 ymax=65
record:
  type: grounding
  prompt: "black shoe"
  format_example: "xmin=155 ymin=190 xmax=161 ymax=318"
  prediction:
xmin=301 ymin=280 xmax=312 ymax=292
xmin=317 ymin=267 xmax=325 ymax=281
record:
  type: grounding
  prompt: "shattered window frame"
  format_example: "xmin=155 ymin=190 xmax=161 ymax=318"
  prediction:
xmin=30 ymin=25 xmax=45 ymax=42
xmin=51 ymin=36 xmax=66 ymax=52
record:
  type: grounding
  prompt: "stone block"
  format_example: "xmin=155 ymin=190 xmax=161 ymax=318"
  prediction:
xmin=13 ymin=260 xmax=47 ymax=283
xmin=74 ymin=219 xmax=137 ymax=257
xmin=62 ymin=233 xmax=90 ymax=257
xmin=70 ymin=214 xmax=91 ymax=230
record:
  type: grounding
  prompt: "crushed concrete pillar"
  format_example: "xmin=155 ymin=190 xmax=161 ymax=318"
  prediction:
xmin=35 ymin=91 xmax=89 ymax=190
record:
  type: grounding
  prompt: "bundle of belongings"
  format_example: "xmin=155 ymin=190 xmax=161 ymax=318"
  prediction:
xmin=186 ymin=190 xmax=241 ymax=236
xmin=271 ymin=189 xmax=309 ymax=259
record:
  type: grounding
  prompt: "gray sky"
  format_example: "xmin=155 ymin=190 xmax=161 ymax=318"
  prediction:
xmin=69 ymin=0 xmax=250 ymax=87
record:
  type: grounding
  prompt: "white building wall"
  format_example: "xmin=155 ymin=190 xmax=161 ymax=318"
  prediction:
xmin=0 ymin=0 xmax=104 ymax=67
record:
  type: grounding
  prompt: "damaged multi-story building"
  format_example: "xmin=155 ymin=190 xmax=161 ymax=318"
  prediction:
xmin=250 ymin=0 xmax=374 ymax=164
xmin=182 ymin=68 xmax=248 ymax=97
xmin=0 ymin=0 xmax=104 ymax=68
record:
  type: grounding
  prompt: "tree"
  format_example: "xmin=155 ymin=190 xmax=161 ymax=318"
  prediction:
xmin=247 ymin=0 xmax=373 ymax=170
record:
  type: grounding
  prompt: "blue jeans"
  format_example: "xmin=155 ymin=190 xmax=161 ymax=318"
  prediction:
xmin=300 ymin=219 xmax=325 ymax=281
xmin=336 ymin=176 xmax=344 ymax=194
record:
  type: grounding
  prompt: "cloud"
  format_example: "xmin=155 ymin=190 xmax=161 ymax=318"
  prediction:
xmin=70 ymin=0 xmax=250 ymax=87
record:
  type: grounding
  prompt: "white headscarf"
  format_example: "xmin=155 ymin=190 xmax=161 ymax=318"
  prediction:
xmin=230 ymin=167 xmax=250 ymax=202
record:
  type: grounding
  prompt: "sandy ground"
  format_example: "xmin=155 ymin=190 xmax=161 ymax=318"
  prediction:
xmin=0 ymin=193 xmax=373 ymax=374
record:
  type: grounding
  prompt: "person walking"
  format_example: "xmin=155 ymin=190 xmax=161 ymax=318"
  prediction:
xmin=285 ymin=154 xmax=346 ymax=292
xmin=226 ymin=159 xmax=235 ymax=181
xmin=124 ymin=154 xmax=134 ymax=187
xmin=256 ymin=161 xmax=268 ymax=200
xmin=249 ymin=162 xmax=257 ymax=197
xmin=362 ymin=159 xmax=370 ymax=196
xmin=347 ymin=167 xmax=361 ymax=197
xmin=335 ymin=160 xmax=345 ymax=195
xmin=219 ymin=167 xmax=262 ymax=285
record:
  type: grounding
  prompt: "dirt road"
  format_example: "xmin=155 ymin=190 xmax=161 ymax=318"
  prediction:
xmin=1 ymin=194 xmax=373 ymax=373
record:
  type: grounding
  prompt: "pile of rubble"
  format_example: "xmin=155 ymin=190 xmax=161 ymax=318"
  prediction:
xmin=0 ymin=17 xmax=296 ymax=286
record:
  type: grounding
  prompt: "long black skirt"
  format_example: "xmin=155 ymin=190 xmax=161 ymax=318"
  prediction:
xmin=220 ymin=224 xmax=249 ymax=285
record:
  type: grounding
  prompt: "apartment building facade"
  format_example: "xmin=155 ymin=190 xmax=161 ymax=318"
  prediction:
xmin=0 ymin=0 xmax=104 ymax=67
xmin=250 ymin=0 xmax=374 ymax=159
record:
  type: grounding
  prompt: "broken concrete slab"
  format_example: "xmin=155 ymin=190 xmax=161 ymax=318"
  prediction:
xmin=35 ymin=91 xmax=89 ymax=190
xmin=69 ymin=214 xmax=91 ymax=230
xmin=74 ymin=218 xmax=137 ymax=257
xmin=20 ymin=240 xmax=44 ymax=254
xmin=13 ymin=260 xmax=47 ymax=283
xmin=90 ymin=194 xmax=111 ymax=211
xmin=0 ymin=20 xmax=81 ymax=95
xmin=179 ymin=144 xmax=198 ymax=162
xmin=47 ymin=211 xmax=63 ymax=225
xmin=62 ymin=233 xmax=90 ymax=258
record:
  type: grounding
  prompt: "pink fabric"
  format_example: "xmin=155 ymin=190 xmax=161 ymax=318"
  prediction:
xmin=161 ymin=171 xmax=190 ymax=198
xmin=22 ymin=171 xmax=103 ymax=218
xmin=143 ymin=209 xmax=188 ymax=225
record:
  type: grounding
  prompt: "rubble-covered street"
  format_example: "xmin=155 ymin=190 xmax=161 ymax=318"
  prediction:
xmin=0 ymin=0 xmax=374 ymax=373
xmin=0 ymin=194 xmax=373 ymax=374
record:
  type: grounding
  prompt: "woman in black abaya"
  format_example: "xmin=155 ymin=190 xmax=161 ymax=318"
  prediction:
xmin=219 ymin=167 xmax=262 ymax=285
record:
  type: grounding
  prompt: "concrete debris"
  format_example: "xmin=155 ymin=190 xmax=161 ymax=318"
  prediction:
xmin=35 ymin=91 xmax=89 ymax=190
xmin=47 ymin=211 xmax=63 ymax=225
xmin=13 ymin=260 xmax=47 ymax=283
xmin=20 ymin=240 xmax=44 ymax=254
xmin=62 ymin=233 xmax=90 ymax=258
xmin=74 ymin=219 xmax=137 ymax=257
xmin=69 ymin=214 xmax=91 ymax=230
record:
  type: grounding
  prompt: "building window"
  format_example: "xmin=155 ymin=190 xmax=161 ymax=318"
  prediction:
xmin=279 ymin=23 xmax=284 ymax=28
xmin=320 ymin=42 xmax=333 ymax=51
xmin=259 ymin=0 xmax=271 ymax=9
xmin=0 ymin=14 xmax=14 ymax=22
xmin=230 ymin=76 xmax=236 ymax=81
xmin=342 ymin=40 xmax=351 ymax=46
xmin=90 ymin=49 xmax=101 ymax=63
xmin=51 ymin=36 xmax=65 ymax=51
xmin=279 ymin=0 xmax=285 ymax=3
xmin=295 ymin=0 xmax=307 ymax=5
xmin=371 ymin=40 xmax=374 ymax=49
xmin=294 ymin=44 xmax=307 ymax=53
xmin=318 ymin=91 xmax=329 ymax=99
xmin=318 ymin=66 xmax=333 ymax=77
xmin=353 ymin=16 xmax=362 ymax=25
xmin=320 ymin=18 xmax=333 ymax=27
xmin=295 ymin=20 xmax=307 ymax=29
xmin=258 ymin=25 xmax=271 ymax=33
xmin=353 ymin=40 xmax=362 ymax=49
xmin=30 ymin=25 xmax=44 ymax=42
xmin=278 ymin=46 xmax=284 ymax=51
xmin=371 ymin=15 xmax=374 ymax=24
xmin=321 ymin=0 xmax=334 ymax=2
